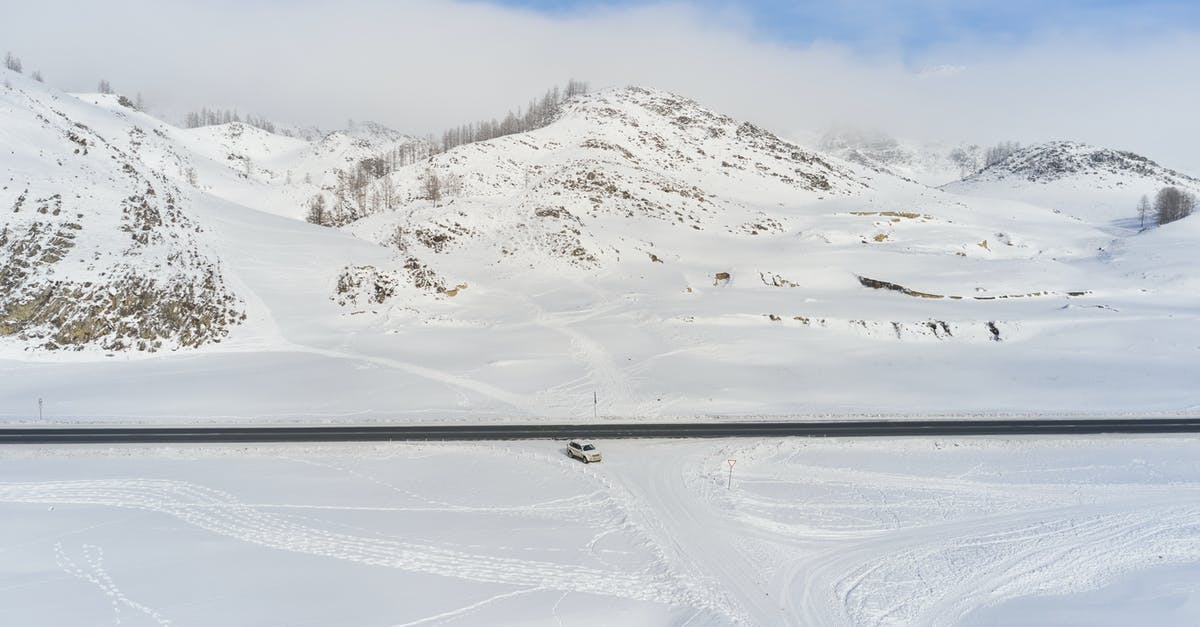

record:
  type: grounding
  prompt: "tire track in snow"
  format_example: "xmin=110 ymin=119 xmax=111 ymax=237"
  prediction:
xmin=280 ymin=456 xmax=610 ymax=522
xmin=709 ymin=441 xmax=1200 ymax=627
xmin=391 ymin=586 xmax=543 ymax=627
xmin=604 ymin=441 xmax=774 ymax=625
xmin=3 ymin=479 xmax=697 ymax=607
xmin=825 ymin=502 xmax=1200 ymax=626
xmin=291 ymin=344 xmax=546 ymax=415
xmin=520 ymin=293 xmax=658 ymax=418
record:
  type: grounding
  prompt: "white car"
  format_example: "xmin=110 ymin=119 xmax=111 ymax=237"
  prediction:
xmin=567 ymin=440 xmax=602 ymax=463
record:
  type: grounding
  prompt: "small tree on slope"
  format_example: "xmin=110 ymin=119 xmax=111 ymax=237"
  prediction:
xmin=1137 ymin=194 xmax=1151 ymax=230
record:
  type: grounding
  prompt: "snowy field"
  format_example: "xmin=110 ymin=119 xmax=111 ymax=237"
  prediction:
xmin=3 ymin=436 xmax=1199 ymax=626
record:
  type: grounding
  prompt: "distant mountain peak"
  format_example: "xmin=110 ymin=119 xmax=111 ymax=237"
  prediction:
xmin=968 ymin=141 xmax=1199 ymax=186
xmin=342 ymin=120 xmax=408 ymax=141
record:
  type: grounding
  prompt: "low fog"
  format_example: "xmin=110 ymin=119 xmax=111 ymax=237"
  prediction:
xmin=4 ymin=0 xmax=1199 ymax=172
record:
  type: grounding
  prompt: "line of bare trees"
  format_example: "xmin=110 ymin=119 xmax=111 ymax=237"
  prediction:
xmin=305 ymin=161 xmax=464 ymax=228
xmin=376 ymin=142 xmax=437 ymax=172
xmin=304 ymin=170 xmax=404 ymax=228
xmin=4 ymin=51 xmax=44 ymax=83
xmin=437 ymin=79 xmax=588 ymax=153
xmin=948 ymin=141 xmax=1021 ymax=178
xmin=184 ymin=107 xmax=278 ymax=134
xmin=308 ymin=79 xmax=585 ymax=228
xmin=4 ymin=51 xmax=23 ymax=73
xmin=983 ymin=141 xmax=1022 ymax=169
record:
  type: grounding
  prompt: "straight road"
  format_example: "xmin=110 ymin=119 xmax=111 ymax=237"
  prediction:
xmin=3 ymin=418 xmax=1200 ymax=443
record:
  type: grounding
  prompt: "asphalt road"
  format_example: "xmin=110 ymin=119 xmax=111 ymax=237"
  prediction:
xmin=2 ymin=418 xmax=1200 ymax=444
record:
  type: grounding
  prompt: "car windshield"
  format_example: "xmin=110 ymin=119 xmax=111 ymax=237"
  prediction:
xmin=583 ymin=444 xmax=595 ymax=451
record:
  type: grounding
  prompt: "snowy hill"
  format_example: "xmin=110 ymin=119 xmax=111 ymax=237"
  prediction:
xmin=943 ymin=141 xmax=1200 ymax=227
xmin=344 ymin=87 xmax=871 ymax=279
xmin=1 ymin=71 xmax=1199 ymax=421
xmin=0 ymin=76 xmax=244 ymax=352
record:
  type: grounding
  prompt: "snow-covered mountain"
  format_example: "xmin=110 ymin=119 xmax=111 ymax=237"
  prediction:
xmin=1 ymin=68 xmax=1198 ymax=421
xmin=943 ymin=141 xmax=1200 ymax=227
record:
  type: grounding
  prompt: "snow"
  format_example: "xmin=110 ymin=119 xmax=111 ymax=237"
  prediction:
xmin=4 ymin=72 xmax=1199 ymax=422
xmin=2 ymin=435 xmax=1200 ymax=625
xmin=964 ymin=563 xmax=1200 ymax=627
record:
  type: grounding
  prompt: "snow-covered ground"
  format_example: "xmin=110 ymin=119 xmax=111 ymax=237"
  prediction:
xmin=3 ymin=436 xmax=1199 ymax=626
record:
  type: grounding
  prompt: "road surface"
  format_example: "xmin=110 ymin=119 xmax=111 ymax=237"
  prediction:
xmin=3 ymin=418 xmax=1200 ymax=443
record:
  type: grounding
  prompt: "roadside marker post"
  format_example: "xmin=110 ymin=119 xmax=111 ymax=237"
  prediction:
xmin=727 ymin=459 xmax=736 ymax=489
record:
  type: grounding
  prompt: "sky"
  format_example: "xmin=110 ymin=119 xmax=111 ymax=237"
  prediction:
xmin=3 ymin=0 xmax=1199 ymax=172
xmin=494 ymin=0 xmax=1200 ymax=55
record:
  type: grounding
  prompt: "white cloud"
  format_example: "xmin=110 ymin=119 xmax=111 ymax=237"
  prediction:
xmin=3 ymin=0 xmax=1199 ymax=172
xmin=915 ymin=64 xmax=967 ymax=78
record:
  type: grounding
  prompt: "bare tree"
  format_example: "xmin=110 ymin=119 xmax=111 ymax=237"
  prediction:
xmin=347 ymin=167 xmax=369 ymax=215
xmin=31 ymin=70 xmax=44 ymax=83
xmin=4 ymin=52 xmax=22 ymax=73
xmin=422 ymin=169 xmax=442 ymax=203
xmin=375 ymin=175 xmax=397 ymax=210
xmin=1137 ymin=194 xmax=1151 ymax=230
xmin=98 ymin=79 xmax=113 ymax=94
xmin=368 ymin=187 xmax=383 ymax=213
xmin=442 ymin=173 xmax=464 ymax=198
xmin=305 ymin=194 xmax=328 ymax=226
